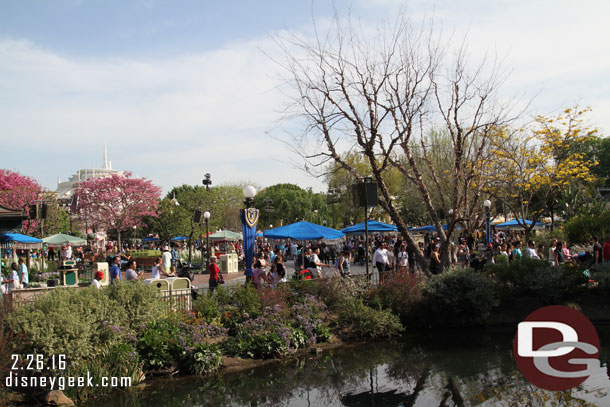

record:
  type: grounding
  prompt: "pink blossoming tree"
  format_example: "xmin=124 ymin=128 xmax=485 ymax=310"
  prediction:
xmin=74 ymin=172 xmax=161 ymax=249
xmin=0 ymin=169 xmax=43 ymax=234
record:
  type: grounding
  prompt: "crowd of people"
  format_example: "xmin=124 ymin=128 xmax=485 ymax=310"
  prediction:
xmin=5 ymin=230 xmax=610 ymax=293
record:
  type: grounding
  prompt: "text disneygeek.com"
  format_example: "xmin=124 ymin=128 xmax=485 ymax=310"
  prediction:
xmin=6 ymin=372 xmax=132 ymax=391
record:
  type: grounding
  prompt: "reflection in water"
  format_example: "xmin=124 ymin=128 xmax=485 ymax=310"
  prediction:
xmin=83 ymin=327 xmax=610 ymax=407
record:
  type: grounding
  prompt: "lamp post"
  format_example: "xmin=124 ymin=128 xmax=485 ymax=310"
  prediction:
xmin=203 ymin=211 xmax=211 ymax=273
xmin=484 ymin=200 xmax=492 ymax=246
xmin=242 ymin=186 xmax=257 ymax=285
xmin=243 ymin=185 xmax=256 ymax=207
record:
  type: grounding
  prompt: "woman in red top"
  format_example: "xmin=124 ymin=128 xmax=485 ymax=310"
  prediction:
xmin=208 ymin=256 xmax=221 ymax=293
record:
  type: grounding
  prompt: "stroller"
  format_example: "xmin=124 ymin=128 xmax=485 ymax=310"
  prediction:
xmin=176 ymin=259 xmax=202 ymax=300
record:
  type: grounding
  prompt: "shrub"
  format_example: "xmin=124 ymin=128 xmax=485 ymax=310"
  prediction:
xmin=106 ymin=283 xmax=165 ymax=329
xmin=489 ymin=258 xmax=589 ymax=303
xmin=137 ymin=318 xmax=182 ymax=370
xmin=193 ymin=292 xmax=222 ymax=322
xmin=290 ymin=294 xmax=330 ymax=343
xmin=181 ymin=343 xmax=222 ymax=375
xmin=336 ymin=298 xmax=403 ymax=339
xmin=63 ymin=342 xmax=142 ymax=402
xmin=8 ymin=287 xmax=124 ymax=361
xmin=588 ymin=264 xmax=610 ymax=296
xmin=221 ymin=306 xmax=294 ymax=358
xmin=8 ymin=284 xmax=164 ymax=363
xmin=227 ymin=285 xmax=262 ymax=319
xmin=564 ymin=212 xmax=610 ymax=244
xmin=366 ymin=271 xmax=424 ymax=319
xmin=421 ymin=269 xmax=498 ymax=327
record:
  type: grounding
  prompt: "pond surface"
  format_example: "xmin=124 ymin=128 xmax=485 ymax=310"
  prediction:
xmin=84 ymin=326 xmax=610 ymax=407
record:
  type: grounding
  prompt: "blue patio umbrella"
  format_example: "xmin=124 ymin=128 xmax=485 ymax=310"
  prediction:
xmin=170 ymin=236 xmax=188 ymax=241
xmin=409 ymin=224 xmax=449 ymax=232
xmin=1 ymin=233 xmax=42 ymax=244
xmin=341 ymin=220 xmax=398 ymax=234
xmin=264 ymin=221 xmax=344 ymax=272
xmin=264 ymin=221 xmax=345 ymax=241
xmin=141 ymin=236 xmax=160 ymax=242
xmin=1 ymin=232 xmax=43 ymax=250
xmin=494 ymin=219 xmax=543 ymax=230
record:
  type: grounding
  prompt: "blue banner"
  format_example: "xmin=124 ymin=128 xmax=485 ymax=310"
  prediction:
xmin=240 ymin=208 xmax=259 ymax=277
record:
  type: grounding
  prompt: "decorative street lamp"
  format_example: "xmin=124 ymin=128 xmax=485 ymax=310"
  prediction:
xmin=203 ymin=211 xmax=211 ymax=273
xmin=241 ymin=186 xmax=258 ymax=285
xmin=243 ymin=185 xmax=256 ymax=207
xmin=483 ymin=199 xmax=492 ymax=246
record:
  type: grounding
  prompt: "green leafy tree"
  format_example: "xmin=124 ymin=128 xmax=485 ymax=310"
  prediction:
xmin=253 ymin=184 xmax=329 ymax=228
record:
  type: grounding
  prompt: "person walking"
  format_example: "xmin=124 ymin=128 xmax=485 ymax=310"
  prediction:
xmin=429 ymin=245 xmax=441 ymax=275
xmin=18 ymin=258 xmax=29 ymax=288
xmin=109 ymin=256 xmax=122 ymax=284
xmin=372 ymin=242 xmax=390 ymax=283
xmin=208 ymin=256 xmax=222 ymax=293
xmin=337 ymin=249 xmax=352 ymax=277
xmin=161 ymin=246 xmax=172 ymax=275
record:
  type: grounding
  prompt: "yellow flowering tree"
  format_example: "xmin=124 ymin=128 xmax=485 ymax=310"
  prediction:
xmin=486 ymin=107 xmax=598 ymax=238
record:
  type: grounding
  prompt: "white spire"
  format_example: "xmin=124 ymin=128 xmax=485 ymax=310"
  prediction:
xmin=102 ymin=145 xmax=109 ymax=169
xmin=57 ymin=177 xmax=61 ymax=185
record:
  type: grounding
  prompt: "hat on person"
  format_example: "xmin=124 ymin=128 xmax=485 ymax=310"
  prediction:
xmin=163 ymin=246 xmax=170 ymax=251
xmin=95 ymin=271 xmax=104 ymax=280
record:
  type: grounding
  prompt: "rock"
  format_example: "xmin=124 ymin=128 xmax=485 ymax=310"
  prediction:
xmin=44 ymin=390 xmax=75 ymax=406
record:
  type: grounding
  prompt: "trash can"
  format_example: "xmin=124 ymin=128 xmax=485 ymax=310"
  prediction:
xmin=143 ymin=278 xmax=170 ymax=290
xmin=166 ymin=277 xmax=191 ymax=290
xmin=220 ymin=253 xmax=238 ymax=274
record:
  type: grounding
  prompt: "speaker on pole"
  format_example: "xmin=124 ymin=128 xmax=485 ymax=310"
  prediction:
xmin=352 ymin=181 xmax=378 ymax=208
xmin=193 ymin=210 xmax=202 ymax=223
xmin=28 ymin=204 xmax=38 ymax=219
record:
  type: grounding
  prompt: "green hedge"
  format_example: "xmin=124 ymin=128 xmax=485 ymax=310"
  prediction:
xmin=8 ymin=284 xmax=164 ymax=362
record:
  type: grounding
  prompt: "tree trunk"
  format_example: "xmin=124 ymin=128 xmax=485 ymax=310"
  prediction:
xmin=117 ymin=230 xmax=121 ymax=253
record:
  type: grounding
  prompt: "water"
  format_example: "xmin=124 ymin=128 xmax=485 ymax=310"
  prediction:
xmin=83 ymin=326 xmax=610 ymax=407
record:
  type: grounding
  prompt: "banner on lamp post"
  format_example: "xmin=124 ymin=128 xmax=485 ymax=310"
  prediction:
xmin=240 ymin=208 xmax=259 ymax=278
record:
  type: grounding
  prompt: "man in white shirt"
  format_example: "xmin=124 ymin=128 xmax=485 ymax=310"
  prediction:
xmin=372 ymin=242 xmax=390 ymax=282
xmin=524 ymin=240 xmax=540 ymax=260
xmin=308 ymin=247 xmax=330 ymax=277
xmin=161 ymin=246 xmax=172 ymax=274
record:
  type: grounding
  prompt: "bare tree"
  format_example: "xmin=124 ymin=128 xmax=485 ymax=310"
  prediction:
xmin=274 ymin=9 xmax=519 ymax=270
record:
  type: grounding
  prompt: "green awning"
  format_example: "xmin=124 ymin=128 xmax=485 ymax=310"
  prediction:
xmin=42 ymin=233 xmax=87 ymax=247
xmin=208 ymin=230 xmax=242 ymax=241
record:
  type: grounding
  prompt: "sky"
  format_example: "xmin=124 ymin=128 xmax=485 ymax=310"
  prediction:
xmin=1 ymin=0 xmax=609 ymax=195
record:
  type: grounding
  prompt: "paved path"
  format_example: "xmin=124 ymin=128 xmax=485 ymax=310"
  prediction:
xmin=181 ymin=259 xmax=378 ymax=290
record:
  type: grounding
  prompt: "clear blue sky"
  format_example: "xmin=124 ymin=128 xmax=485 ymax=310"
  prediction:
xmin=1 ymin=0 xmax=609 ymax=194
